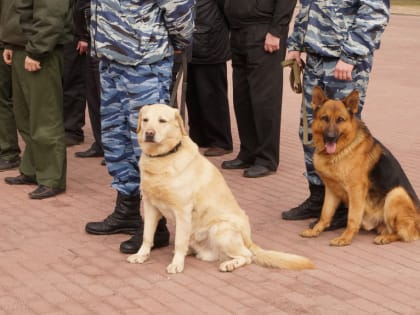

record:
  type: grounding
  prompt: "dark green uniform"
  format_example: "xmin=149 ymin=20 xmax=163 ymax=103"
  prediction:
xmin=0 ymin=3 xmax=20 ymax=164
xmin=2 ymin=0 xmax=73 ymax=189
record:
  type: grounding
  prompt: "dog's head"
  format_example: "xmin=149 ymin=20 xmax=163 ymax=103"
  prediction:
xmin=311 ymin=86 xmax=359 ymax=155
xmin=137 ymin=104 xmax=187 ymax=156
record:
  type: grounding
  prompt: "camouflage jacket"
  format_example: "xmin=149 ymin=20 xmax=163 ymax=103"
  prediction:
xmin=287 ymin=0 xmax=390 ymax=65
xmin=91 ymin=0 xmax=195 ymax=66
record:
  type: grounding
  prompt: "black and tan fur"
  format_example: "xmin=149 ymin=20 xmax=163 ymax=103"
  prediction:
xmin=301 ymin=87 xmax=420 ymax=246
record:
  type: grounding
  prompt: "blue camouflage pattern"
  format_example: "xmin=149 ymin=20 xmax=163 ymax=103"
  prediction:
xmin=91 ymin=0 xmax=195 ymax=65
xmin=287 ymin=0 xmax=390 ymax=64
xmin=287 ymin=0 xmax=389 ymax=185
xmin=100 ymin=57 xmax=173 ymax=195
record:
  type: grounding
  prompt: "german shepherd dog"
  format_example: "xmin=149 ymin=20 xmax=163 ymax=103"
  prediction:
xmin=301 ymin=87 xmax=420 ymax=246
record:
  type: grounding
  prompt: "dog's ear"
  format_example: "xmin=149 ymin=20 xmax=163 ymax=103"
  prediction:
xmin=311 ymin=86 xmax=328 ymax=112
xmin=343 ymin=90 xmax=359 ymax=114
xmin=175 ymin=109 xmax=187 ymax=136
xmin=137 ymin=106 xmax=146 ymax=134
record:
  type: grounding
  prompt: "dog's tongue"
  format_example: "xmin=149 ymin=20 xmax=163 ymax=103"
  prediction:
xmin=325 ymin=142 xmax=337 ymax=154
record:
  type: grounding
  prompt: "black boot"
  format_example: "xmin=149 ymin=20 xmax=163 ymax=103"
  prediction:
xmin=309 ymin=205 xmax=348 ymax=231
xmin=85 ymin=192 xmax=142 ymax=235
xmin=120 ymin=217 xmax=170 ymax=254
xmin=282 ymin=184 xmax=324 ymax=220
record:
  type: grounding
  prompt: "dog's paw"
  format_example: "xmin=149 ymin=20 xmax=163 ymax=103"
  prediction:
xmin=330 ymin=237 xmax=351 ymax=246
xmin=166 ymin=262 xmax=184 ymax=274
xmin=127 ymin=253 xmax=149 ymax=264
xmin=373 ymin=235 xmax=391 ymax=245
xmin=300 ymin=228 xmax=320 ymax=238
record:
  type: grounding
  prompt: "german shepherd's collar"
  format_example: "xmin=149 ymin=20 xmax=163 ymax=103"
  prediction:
xmin=144 ymin=141 xmax=182 ymax=158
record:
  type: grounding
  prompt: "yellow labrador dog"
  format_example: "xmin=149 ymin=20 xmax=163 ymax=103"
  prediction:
xmin=127 ymin=104 xmax=314 ymax=273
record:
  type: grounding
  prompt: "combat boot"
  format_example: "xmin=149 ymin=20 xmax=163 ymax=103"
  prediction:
xmin=282 ymin=184 xmax=324 ymax=220
xmin=85 ymin=192 xmax=141 ymax=235
xmin=120 ymin=217 xmax=170 ymax=254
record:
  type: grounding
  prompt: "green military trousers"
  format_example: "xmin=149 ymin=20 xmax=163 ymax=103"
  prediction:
xmin=0 ymin=48 xmax=20 ymax=161
xmin=11 ymin=48 xmax=66 ymax=189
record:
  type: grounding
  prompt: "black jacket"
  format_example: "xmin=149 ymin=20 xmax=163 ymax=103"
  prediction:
xmin=224 ymin=0 xmax=296 ymax=37
xmin=73 ymin=0 xmax=90 ymax=42
xmin=191 ymin=0 xmax=230 ymax=64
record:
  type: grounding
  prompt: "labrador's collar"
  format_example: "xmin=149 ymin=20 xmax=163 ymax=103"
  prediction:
xmin=145 ymin=141 xmax=182 ymax=158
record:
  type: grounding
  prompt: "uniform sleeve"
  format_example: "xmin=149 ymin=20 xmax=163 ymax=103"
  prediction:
xmin=286 ymin=1 xmax=309 ymax=51
xmin=340 ymin=0 xmax=390 ymax=64
xmin=16 ymin=0 xmax=71 ymax=61
xmin=158 ymin=0 xmax=195 ymax=51
xmin=268 ymin=0 xmax=297 ymax=38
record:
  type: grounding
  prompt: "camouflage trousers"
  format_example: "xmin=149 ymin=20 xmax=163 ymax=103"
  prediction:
xmin=100 ymin=57 xmax=173 ymax=195
xmin=301 ymin=53 xmax=373 ymax=185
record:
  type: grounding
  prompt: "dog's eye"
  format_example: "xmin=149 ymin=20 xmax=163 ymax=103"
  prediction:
xmin=321 ymin=115 xmax=329 ymax=123
xmin=159 ymin=118 xmax=167 ymax=123
xmin=142 ymin=118 xmax=149 ymax=123
xmin=336 ymin=117 xmax=345 ymax=123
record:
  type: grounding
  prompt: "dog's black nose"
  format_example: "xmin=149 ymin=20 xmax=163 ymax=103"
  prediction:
xmin=145 ymin=130 xmax=155 ymax=142
xmin=324 ymin=130 xmax=338 ymax=144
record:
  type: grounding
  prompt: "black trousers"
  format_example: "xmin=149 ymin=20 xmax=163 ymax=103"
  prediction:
xmin=85 ymin=51 xmax=102 ymax=152
xmin=186 ymin=62 xmax=232 ymax=150
xmin=230 ymin=25 xmax=286 ymax=171
xmin=63 ymin=40 xmax=103 ymax=152
xmin=63 ymin=40 xmax=86 ymax=141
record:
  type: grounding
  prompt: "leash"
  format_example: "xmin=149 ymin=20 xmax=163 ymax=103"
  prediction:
xmin=169 ymin=53 xmax=188 ymax=123
xmin=281 ymin=59 xmax=310 ymax=145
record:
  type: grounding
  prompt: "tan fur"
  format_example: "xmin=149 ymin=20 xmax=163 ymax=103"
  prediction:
xmin=127 ymin=104 xmax=314 ymax=273
xmin=301 ymin=87 xmax=420 ymax=246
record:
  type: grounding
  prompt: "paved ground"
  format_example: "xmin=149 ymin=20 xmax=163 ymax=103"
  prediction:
xmin=1 ymin=12 xmax=420 ymax=315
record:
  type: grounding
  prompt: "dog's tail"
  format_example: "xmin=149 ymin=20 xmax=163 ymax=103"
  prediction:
xmin=249 ymin=243 xmax=315 ymax=270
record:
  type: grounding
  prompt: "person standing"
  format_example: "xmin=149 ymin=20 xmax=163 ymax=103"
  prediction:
xmin=186 ymin=0 xmax=233 ymax=157
xmin=84 ymin=0 xmax=195 ymax=254
xmin=281 ymin=0 xmax=390 ymax=229
xmin=0 ymin=3 xmax=21 ymax=171
xmin=72 ymin=0 xmax=104 ymax=159
xmin=2 ymin=0 xmax=72 ymax=199
xmin=222 ymin=0 xmax=297 ymax=178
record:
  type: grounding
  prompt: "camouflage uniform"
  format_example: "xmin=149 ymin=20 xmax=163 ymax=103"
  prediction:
xmin=91 ymin=0 xmax=194 ymax=195
xmin=287 ymin=0 xmax=390 ymax=185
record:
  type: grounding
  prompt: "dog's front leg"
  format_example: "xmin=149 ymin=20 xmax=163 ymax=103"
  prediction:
xmin=301 ymin=188 xmax=340 ymax=238
xmin=330 ymin=187 xmax=366 ymax=246
xmin=166 ymin=208 xmax=192 ymax=274
xmin=127 ymin=200 xmax=161 ymax=264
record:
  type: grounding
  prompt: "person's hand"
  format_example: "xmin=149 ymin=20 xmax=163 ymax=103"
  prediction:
xmin=334 ymin=60 xmax=354 ymax=81
xmin=24 ymin=56 xmax=41 ymax=72
xmin=286 ymin=50 xmax=303 ymax=66
xmin=264 ymin=32 xmax=280 ymax=53
xmin=3 ymin=49 xmax=13 ymax=65
xmin=76 ymin=40 xmax=88 ymax=54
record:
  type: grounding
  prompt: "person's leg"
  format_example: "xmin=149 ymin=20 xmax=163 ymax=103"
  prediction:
xmin=0 ymin=48 xmax=20 ymax=171
xmin=186 ymin=63 xmax=209 ymax=147
xmin=75 ymin=53 xmax=104 ymax=158
xmin=222 ymin=29 xmax=255 ymax=169
xmin=28 ymin=48 xmax=67 ymax=194
xmin=85 ymin=60 xmax=142 ymax=235
xmin=62 ymin=40 xmax=86 ymax=146
xmin=120 ymin=58 xmax=173 ymax=253
xmin=245 ymin=26 xmax=286 ymax=175
xmin=7 ymin=48 xmax=66 ymax=197
xmin=190 ymin=63 xmax=233 ymax=154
